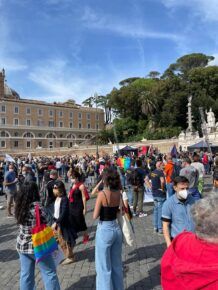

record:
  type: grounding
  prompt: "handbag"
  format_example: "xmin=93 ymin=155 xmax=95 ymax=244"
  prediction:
xmin=32 ymin=204 xmax=58 ymax=263
xmin=117 ymin=197 xmax=135 ymax=247
xmin=52 ymin=246 xmax=65 ymax=267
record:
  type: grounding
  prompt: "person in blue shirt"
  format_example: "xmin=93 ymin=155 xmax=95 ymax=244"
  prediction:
xmin=4 ymin=163 xmax=18 ymax=217
xmin=161 ymin=176 xmax=196 ymax=247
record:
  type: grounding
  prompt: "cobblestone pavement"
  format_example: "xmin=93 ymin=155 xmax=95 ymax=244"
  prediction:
xmin=0 ymin=177 xmax=213 ymax=290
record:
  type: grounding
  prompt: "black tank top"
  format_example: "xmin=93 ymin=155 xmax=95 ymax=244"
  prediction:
xmin=99 ymin=191 xmax=119 ymax=221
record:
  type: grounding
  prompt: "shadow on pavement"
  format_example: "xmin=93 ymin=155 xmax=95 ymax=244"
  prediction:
xmin=65 ymin=274 xmax=96 ymax=290
xmin=0 ymin=249 xmax=19 ymax=262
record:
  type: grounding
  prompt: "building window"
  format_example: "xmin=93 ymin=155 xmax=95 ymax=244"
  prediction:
xmin=79 ymin=123 xmax=82 ymax=129
xmin=38 ymin=141 xmax=42 ymax=147
xmin=59 ymin=111 xmax=63 ymax=117
xmin=38 ymin=109 xmax=43 ymax=116
xmin=26 ymin=108 xmax=31 ymax=115
xmin=14 ymin=141 xmax=19 ymax=147
xmin=26 ymin=119 xmax=31 ymax=126
xmin=1 ymin=105 xmax=6 ymax=112
xmin=78 ymin=112 xmax=82 ymax=119
xmin=87 ymin=123 xmax=91 ymax=129
xmin=96 ymin=124 xmax=99 ymax=129
xmin=14 ymin=106 xmax=19 ymax=114
xmin=49 ymin=110 xmax=53 ymax=116
xmin=1 ymin=117 xmax=6 ymax=125
xmin=87 ymin=113 xmax=90 ymax=120
xmin=23 ymin=132 xmax=34 ymax=138
xmin=26 ymin=141 xmax=31 ymax=148
xmin=14 ymin=118 xmax=19 ymax=126
xmin=48 ymin=121 xmax=54 ymax=127
xmin=60 ymin=141 xmax=63 ymax=147
xmin=96 ymin=114 xmax=99 ymax=120
xmin=70 ymin=112 xmax=73 ymax=118
xmin=49 ymin=141 xmax=53 ymax=148
xmin=59 ymin=121 xmax=63 ymax=128
xmin=0 ymin=140 xmax=6 ymax=148
xmin=69 ymin=122 xmax=73 ymax=128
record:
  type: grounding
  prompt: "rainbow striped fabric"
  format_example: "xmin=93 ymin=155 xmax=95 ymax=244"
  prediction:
xmin=32 ymin=204 xmax=58 ymax=263
xmin=117 ymin=157 xmax=131 ymax=171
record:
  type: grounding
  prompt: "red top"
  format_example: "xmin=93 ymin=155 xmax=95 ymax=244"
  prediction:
xmin=161 ymin=232 xmax=218 ymax=290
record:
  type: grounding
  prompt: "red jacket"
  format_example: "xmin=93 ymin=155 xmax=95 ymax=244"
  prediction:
xmin=161 ymin=232 xmax=218 ymax=290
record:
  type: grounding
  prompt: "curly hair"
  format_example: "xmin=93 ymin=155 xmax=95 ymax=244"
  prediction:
xmin=15 ymin=181 xmax=40 ymax=225
xmin=191 ymin=193 xmax=218 ymax=242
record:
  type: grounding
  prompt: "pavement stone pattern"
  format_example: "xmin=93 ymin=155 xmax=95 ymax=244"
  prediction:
xmin=0 ymin=176 xmax=213 ymax=290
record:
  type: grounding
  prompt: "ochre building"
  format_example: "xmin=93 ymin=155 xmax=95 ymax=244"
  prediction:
xmin=0 ymin=69 xmax=104 ymax=152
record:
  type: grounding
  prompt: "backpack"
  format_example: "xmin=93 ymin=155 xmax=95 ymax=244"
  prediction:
xmin=170 ymin=164 xmax=181 ymax=182
xmin=131 ymin=169 xmax=143 ymax=187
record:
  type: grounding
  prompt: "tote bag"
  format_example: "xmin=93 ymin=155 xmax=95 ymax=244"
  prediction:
xmin=117 ymin=198 xmax=135 ymax=247
xmin=32 ymin=204 xmax=58 ymax=263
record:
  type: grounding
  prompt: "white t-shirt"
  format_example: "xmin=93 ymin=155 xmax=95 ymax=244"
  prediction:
xmin=191 ymin=162 xmax=205 ymax=178
xmin=122 ymin=191 xmax=128 ymax=201
xmin=56 ymin=161 xmax=62 ymax=169
xmin=54 ymin=197 xmax=61 ymax=219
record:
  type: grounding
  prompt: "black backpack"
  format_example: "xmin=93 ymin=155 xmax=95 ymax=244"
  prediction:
xmin=170 ymin=164 xmax=181 ymax=182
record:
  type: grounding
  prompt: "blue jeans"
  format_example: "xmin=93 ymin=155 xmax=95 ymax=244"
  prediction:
xmin=126 ymin=185 xmax=133 ymax=206
xmin=95 ymin=220 xmax=124 ymax=290
xmin=166 ymin=183 xmax=174 ymax=199
xmin=153 ymin=197 xmax=166 ymax=230
xmin=19 ymin=253 xmax=60 ymax=290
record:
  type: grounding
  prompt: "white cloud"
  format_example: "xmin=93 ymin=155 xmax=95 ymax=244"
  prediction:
xmin=81 ymin=6 xmax=182 ymax=42
xmin=28 ymin=58 xmax=120 ymax=103
xmin=209 ymin=53 xmax=218 ymax=65
xmin=162 ymin=0 xmax=218 ymax=22
xmin=0 ymin=10 xmax=28 ymax=72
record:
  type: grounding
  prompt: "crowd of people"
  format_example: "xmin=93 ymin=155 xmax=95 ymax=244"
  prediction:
xmin=0 ymin=148 xmax=217 ymax=290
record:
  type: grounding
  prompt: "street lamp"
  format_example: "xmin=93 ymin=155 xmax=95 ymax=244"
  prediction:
xmin=94 ymin=93 xmax=99 ymax=157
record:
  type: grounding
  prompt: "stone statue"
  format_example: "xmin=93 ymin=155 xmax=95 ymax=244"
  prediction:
xmin=206 ymin=108 xmax=216 ymax=128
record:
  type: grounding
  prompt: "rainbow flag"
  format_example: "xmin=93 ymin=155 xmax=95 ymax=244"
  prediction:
xmin=117 ymin=157 xmax=131 ymax=171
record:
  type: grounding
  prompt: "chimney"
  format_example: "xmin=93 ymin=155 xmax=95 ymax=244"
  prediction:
xmin=0 ymin=68 xmax=5 ymax=99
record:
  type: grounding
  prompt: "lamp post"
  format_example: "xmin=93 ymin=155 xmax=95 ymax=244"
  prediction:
xmin=94 ymin=93 xmax=99 ymax=157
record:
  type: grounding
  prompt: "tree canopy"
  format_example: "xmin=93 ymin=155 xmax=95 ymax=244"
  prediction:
xmin=82 ymin=53 xmax=218 ymax=143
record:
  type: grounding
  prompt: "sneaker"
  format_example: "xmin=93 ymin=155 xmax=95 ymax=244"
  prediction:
xmin=133 ymin=212 xmax=137 ymax=217
xmin=61 ymin=258 xmax=75 ymax=265
xmin=139 ymin=212 xmax=148 ymax=218
xmin=153 ymin=228 xmax=158 ymax=233
xmin=7 ymin=215 xmax=14 ymax=218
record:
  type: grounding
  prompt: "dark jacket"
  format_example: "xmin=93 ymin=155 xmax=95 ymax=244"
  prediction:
xmin=54 ymin=195 xmax=70 ymax=228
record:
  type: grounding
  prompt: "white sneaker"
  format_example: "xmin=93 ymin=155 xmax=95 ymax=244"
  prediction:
xmin=139 ymin=212 xmax=148 ymax=218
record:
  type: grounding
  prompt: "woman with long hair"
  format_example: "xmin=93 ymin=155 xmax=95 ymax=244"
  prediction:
xmin=15 ymin=181 xmax=60 ymax=290
xmin=52 ymin=180 xmax=77 ymax=265
xmin=68 ymin=170 xmax=89 ymax=244
xmin=93 ymin=168 xmax=124 ymax=290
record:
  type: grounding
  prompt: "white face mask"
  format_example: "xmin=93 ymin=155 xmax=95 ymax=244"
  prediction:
xmin=178 ymin=189 xmax=188 ymax=200
xmin=71 ymin=179 xmax=76 ymax=184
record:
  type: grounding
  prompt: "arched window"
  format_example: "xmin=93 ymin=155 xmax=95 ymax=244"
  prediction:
xmin=23 ymin=132 xmax=34 ymax=138
xmin=46 ymin=132 xmax=57 ymax=139
xmin=85 ymin=134 xmax=92 ymax=139
xmin=0 ymin=131 xmax=10 ymax=137
xmin=66 ymin=134 xmax=76 ymax=139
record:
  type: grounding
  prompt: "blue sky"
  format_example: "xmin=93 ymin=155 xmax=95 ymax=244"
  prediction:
xmin=0 ymin=0 xmax=218 ymax=104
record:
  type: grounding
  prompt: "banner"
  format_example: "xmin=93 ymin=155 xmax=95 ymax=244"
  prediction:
xmin=5 ymin=154 xmax=15 ymax=163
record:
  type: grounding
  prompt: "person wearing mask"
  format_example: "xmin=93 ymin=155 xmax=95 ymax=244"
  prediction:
xmin=44 ymin=170 xmax=58 ymax=225
xmin=93 ymin=168 xmax=124 ymax=290
xmin=4 ymin=163 xmax=18 ymax=217
xmin=180 ymin=157 xmax=201 ymax=200
xmin=191 ymin=154 xmax=205 ymax=194
xmin=161 ymin=176 xmax=196 ymax=247
xmin=161 ymin=193 xmax=218 ymax=290
xmin=52 ymin=180 xmax=77 ymax=265
xmin=15 ymin=181 xmax=60 ymax=290
xmin=146 ymin=161 xmax=166 ymax=234
xmin=164 ymin=155 xmax=175 ymax=199
xmin=68 ymin=170 xmax=89 ymax=244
